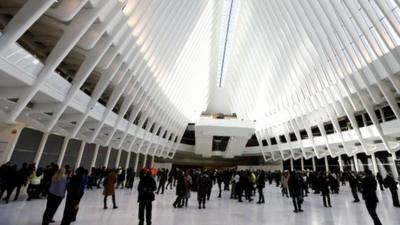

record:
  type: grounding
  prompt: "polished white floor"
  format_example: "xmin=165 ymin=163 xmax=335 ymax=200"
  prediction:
xmin=0 ymin=182 xmax=399 ymax=225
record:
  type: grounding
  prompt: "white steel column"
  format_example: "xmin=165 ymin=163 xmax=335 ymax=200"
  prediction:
xmin=125 ymin=151 xmax=132 ymax=169
xmin=324 ymin=156 xmax=329 ymax=172
xmin=115 ymin=149 xmax=122 ymax=168
xmin=312 ymin=157 xmax=316 ymax=171
xmin=300 ymin=157 xmax=304 ymax=171
xmin=354 ymin=155 xmax=360 ymax=172
xmin=33 ymin=133 xmax=49 ymax=165
xmin=134 ymin=153 xmax=140 ymax=173
xmin=290 ymin=158 xmax=294 ymax=171
xmin=90 ymin=144 xmax=100 ymax=168
xmin=338 ymin=155 xmax=344 ymax=172
xmin=143 ymin=154 xmax=148 ymax=169
xmin=57 ymin=138 xmax=70 ymax=166
xmin=371 ymin=153 xmax=378 ymax=175
xmin=75 ymin=141 xmax=86 ymax=168
xmin=391 ymin=153 xmax=399 ymax=180
xmin=150 ymin=155 xmax=155 ymax=168
xmin=104 ymin=146 xmax=112 ymax=167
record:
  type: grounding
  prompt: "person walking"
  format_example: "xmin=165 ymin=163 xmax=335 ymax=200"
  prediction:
xmin=383 ymin=173 xmax=400 ymax=207
xmin=172 ymin=171 xmax=185 ymax=208
xmin=361 ymin=170 xmax=382 ymax=225
xmin=137 ymin=170 xmax=156 ymax=225
xmin=42 ymin=168 xmax=67 ymax=225
xmin=256 ymin=170 xmax=265 ymax=204
xmin=156 ymin=169 xmax=167 ymax=194
xmin=103 ymin=169 xmax=118 ymax=209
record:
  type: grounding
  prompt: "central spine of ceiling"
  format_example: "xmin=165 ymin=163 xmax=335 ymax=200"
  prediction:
xmin=218 ymin=0 xmax=234 ymax=87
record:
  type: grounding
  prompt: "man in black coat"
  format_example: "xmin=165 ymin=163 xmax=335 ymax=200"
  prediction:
xmin=61 ymin=167 xmax=85 ymax=225
xmin=172 ymin=171 xmax=184 ymax=208
xmin=383 ymin=173 xmax=400 ymax=207
xmin=216 ymin=171 xmax=223 ymax=198
xmin=256 ymin=170 xmax=266 ymax=204
xmin=288 ymin=171 xmax=303 ymax=213
xmin=361 ymin=170 xmax=382 ymax=225
xmin=156 ymin=169 xmax=167 ymax=195
xmin=137 ymin=170 xmax=156 ymax=225
xmin=349 ymin=172 xmax=360 ymax=202
xmin=197 ymin=172 xmax=210 ymax=209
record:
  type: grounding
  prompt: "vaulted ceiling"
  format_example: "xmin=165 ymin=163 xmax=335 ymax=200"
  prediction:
xmin=1 ymin=0 xmax=400 ymax=161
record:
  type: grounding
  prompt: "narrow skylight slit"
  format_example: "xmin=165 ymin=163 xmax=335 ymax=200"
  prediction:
xmin=217 ymin=0 xmax=240 ymax=87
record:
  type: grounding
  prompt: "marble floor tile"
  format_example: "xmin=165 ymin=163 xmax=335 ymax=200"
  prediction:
xmin=0 ymin=182 xmax=399 ymax=225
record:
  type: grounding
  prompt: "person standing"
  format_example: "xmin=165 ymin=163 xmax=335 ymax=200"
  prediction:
xmin=14 ymin=163 xmax=30 ymax=201
xmin=281 ymin=171 xmax=289 ymax=198
xmin=361 ymin=170 xmax=382 ymax=225
xmin=1 ymin=164 xmax=18 ymax=203
xmin=216 ymin=171 xmax=223 ymax=198
xmin=27 ymin=167 xmax=44 ymax=200
xmin=197 ymin=172 xmax=210 ymax=209
xmin=103 ymin=169 xmax=118 ymax=209
xmin=137 ymin=170 xmax=156 ymax=225
xmin=231 ymin=172 xmax=239 ymax=199
xmin=349 ymin=172 xmax=360 ymax=203
xmin=288 ymin=171 xmax=303 ymax=213
xmin=183 ymin=171 xmax=192 ymax=207
xmin=256 ymin=170 xmax=265 ymax=204
xmin=42 ymin=168 xmax=67 ymax=225
xmin=126 ymin=167 xmax=135 ymax=189
xmin=60 ymin=167 xmax=85 ymax=225
xmin=383 ymin=173 xmax=400 ymax=207
xmin=166 ymin=169 xmax=173 ymax=190
xmin=320 ymin=172 xmax=332 ymax=207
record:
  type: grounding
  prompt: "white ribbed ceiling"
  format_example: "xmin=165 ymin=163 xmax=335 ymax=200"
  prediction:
xmin=1 ymin=0 xmax=400 ymax=161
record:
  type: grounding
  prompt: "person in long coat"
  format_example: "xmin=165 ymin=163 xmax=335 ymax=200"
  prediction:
xmin=256 ymin=170 xmax=266 ymax=204
xmin=60 ymin=167 xmax=85 ymax=225
xmin=361 ymin=170 xmax=382 ymax=225
xmin=320 ymin=172 xmax=331 ymax=207
xmin=349 ymin=172 xmax=360 ymax=202
xmin=103 ymin=169 xmax=118 ymax=209
xmin=197 ymin=172 xmax=210 ymax=209
xmin=288 ymin=171 xmax=303 ymax=213
xmin=383 ymin=173 xmax=400 ymax=207
xmin=172 ymin=171 xmax=185 ymax=208
xmin=137 ymin=170 xmax=156 ymax=225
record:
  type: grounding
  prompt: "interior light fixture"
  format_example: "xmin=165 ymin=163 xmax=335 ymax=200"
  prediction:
xmin=217 ymin=0 xmax=240 ymax=87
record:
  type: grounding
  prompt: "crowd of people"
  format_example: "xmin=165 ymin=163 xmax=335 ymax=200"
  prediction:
xmin=0 ymin=161 xmax=399 ymax=225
